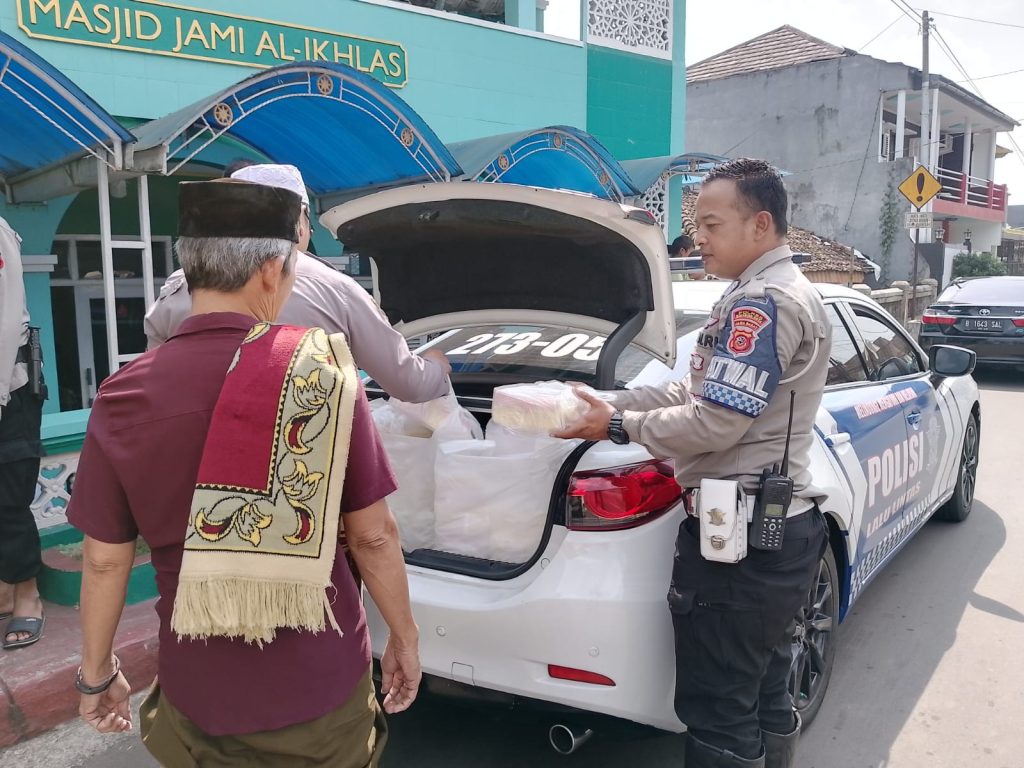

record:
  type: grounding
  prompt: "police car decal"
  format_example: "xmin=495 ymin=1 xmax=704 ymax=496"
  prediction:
xmin=702 ymin=296 xmax=781 ymax=417
xmin=822 ymin=378 xmax=950 ymax=601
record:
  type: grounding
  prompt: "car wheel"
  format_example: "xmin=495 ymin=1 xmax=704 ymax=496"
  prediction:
xmin=790 ymin=546 xmax=838 ymax=728
xmin=934 ymin=412 xmax=979 ymax=523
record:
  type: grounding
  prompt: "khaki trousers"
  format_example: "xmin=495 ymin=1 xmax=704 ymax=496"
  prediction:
xmin=140 ymin=667 xmax=388 ymax=767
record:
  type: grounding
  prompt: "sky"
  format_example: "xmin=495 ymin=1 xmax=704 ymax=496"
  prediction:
xmin=544 ymin=0 xmax=1024 ymax=201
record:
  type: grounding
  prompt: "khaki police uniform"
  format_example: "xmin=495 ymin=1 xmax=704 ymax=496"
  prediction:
xmin=607 ymin=245 xmax=832 ymax=764
xmin=145 ymin=252 xmax=449 ymax=403
xmin=0 ymin=216 xmax=44 ymax=585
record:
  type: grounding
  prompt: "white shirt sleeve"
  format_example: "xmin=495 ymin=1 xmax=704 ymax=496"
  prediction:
xmin=0 ymin=217 xmax=30 ymax=411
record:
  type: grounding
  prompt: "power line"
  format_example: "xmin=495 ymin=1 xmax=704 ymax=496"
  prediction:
xmin=887 ymin=0 xmax=920 ymax=27
xmin=860 ymin=14 xmax=905 ymax=51
xmin=931 ymin=30 xmax=974 ymax=89
xmin=921 ymin=10 xmax=1024 ymax=31
xmin=954 ymin=67 xmax=1024 ymax=85
xmin=930 ymin=25 xmax=1024 ymax=174
xmin=842 ymin=95 xmax=882 ymax=234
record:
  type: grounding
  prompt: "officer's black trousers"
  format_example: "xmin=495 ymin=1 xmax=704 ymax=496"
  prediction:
xmin=0 ymin=385 xmax=44 ymax=585
xmin=668 ymin=508 xmax=828 ymax=760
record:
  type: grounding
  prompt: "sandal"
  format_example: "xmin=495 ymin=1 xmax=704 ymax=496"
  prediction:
xmin=2 ymin=615 xmax=45 ymax=650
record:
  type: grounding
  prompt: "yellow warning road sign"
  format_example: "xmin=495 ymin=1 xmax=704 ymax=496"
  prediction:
xmin=898 ymin=166 xmax=942 ymax=210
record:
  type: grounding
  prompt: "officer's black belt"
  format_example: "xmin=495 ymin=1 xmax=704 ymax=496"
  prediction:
xmin=680 ymin=488 xmax=812 ymax=520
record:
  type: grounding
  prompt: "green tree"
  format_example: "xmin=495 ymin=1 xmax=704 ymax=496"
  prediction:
xmin=952 ymin=252 xmax=1006 ymax=278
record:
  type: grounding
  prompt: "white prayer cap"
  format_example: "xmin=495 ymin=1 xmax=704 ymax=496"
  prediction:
xmin=230 ymin=163 xmax=310 ymax=208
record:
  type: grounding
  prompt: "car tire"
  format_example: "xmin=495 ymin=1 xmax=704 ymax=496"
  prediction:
xmin=934 ymin=412 xmax=979 ymax=523
xmin=790 ymin=545 xmax=839 ymax=728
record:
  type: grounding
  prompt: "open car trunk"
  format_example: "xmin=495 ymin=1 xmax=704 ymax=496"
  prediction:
xmin=320 ymin=183 xmax=675 ymax=576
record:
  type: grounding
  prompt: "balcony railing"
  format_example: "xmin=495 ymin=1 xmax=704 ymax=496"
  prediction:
xmin=934 ymin=167 xmax=1008 ymax=212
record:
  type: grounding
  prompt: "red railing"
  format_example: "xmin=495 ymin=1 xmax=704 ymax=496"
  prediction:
xmin=934 ymin=167 xmax=1008 ymax=212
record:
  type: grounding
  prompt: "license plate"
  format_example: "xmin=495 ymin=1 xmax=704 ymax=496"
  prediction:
xmin=962 ymin=319 xmax=1003 ymax=331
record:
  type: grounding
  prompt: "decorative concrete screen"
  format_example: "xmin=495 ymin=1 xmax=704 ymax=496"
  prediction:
xmin=587 ymin=0 xmax=673 ymax=58
xmin=34 ymin=453 xmax=78 ymax=531
xmin=637 ymin=175 xmax=669 ymax=235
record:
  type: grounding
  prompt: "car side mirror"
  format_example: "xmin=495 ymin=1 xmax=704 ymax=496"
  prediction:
xmin=928 ymin=345 xmax=976 ymax=377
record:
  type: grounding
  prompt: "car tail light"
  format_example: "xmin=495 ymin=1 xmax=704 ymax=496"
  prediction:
xmin=922 ymin=311 xmax=956 ymax=326
xmin=567 ymin=460 xmax=681 ymax=531
xmin=1013 ymin=318 xmax=1024 ymax=328
xmin=548 ymin=664 xmax=616 ymax=686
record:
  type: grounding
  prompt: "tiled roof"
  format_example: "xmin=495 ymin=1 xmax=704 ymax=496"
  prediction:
xmin=681 ymin=190 xmax=871 ymax=275
xmin=688 ymin=25 xmax=852 ymax=84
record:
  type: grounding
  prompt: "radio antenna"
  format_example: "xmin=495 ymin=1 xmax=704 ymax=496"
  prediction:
xmin=781 ymin=390 xmax=796 ymax=476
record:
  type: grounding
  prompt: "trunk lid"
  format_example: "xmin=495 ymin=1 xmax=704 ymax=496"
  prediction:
xmin=319 ymin=182 xmax=677 ymax=370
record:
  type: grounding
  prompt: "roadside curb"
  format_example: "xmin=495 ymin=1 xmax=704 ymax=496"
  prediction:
xmin=0 ymin=599 xmax=158 ymax=748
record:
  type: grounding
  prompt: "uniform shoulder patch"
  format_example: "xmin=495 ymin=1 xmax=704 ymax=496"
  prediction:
xmin=701 ymin=295 xmax=782 ymax=418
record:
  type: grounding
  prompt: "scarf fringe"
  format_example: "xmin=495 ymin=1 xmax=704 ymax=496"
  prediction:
xmin=171 ymin=578 xmax=344 ymax=647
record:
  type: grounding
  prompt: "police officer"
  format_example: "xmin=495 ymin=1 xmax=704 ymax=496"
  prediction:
xmin=557 ymin=159 xmax=831 ymax=768
xmin=0 ymin=215 xmax=46 ymax=649
xmin=145 ymin=164 xmax=451 ymax=403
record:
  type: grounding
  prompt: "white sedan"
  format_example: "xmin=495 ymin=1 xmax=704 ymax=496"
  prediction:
xmin=321 ymin=183 xmax=980 ymax=751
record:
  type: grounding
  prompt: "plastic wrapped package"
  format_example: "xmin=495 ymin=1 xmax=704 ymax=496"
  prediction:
xmin=371 ymin=391 xmax=482 ymax=552
xmin=490 ymin=381 xmax=593 ymax=434
xmin=433 ymin=437 xmax=578 ymax=563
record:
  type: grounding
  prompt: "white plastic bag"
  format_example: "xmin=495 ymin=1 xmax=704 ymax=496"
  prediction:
xmin=389 ymin=388 xmax=482 ymax=440
xmin=378 ymin=431 xmax=436 ymax=551
xmin=371 ymin=391 xmax=482 ymax=552
xmin=491 ymin=381 xmax=594 ymax=435
xmin=433 ymin=437 xmax=577 ymax=563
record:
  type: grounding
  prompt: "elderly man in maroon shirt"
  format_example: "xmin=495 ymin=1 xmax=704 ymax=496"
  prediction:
xmin=66 ymin=178 xmax=420 ymax=767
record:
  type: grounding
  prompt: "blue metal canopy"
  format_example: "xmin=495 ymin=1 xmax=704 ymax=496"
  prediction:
xmin=0 ymin=30 xmax=133 ymax=199
xmin=130 ymin=62 xmax=462 ymax=202
xmin=447 ymin=126 xmax=640 ymax=202
xmin=620 ymin=152 xmax=731 ymax=193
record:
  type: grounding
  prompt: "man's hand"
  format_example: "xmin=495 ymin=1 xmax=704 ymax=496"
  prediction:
xmin=553 ymin=389 xmax=616 ymax=441
xmin=379 ymin=634 xmax=421 ymax=714
xmin=79 ymin=670 xmax=132 ymax=733
xmin=420 ymin=348 xmax=452 ymax=377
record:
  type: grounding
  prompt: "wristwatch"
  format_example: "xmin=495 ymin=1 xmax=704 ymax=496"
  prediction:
xmin=607 ymin=411 xmax=630 ymax=445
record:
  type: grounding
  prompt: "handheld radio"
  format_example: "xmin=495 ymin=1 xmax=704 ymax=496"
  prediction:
xmin=750 ymin=391 xmax=796 ymax=551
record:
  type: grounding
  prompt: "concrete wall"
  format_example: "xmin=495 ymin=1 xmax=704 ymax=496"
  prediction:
xmin=687 ymin=55 xmax=922 ymax=282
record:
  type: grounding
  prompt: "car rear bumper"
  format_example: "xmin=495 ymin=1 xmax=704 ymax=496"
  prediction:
xmin=364 ymin=507 xmax=687 ymax=733
xmin=919 ymin=334 xmax=1024 ymax=366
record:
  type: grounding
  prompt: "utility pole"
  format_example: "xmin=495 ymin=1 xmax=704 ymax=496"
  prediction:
xmin=913 ymin=9 xmax=931 ymax=295
xmin=920 ymin=10 xmax=931 ymax=172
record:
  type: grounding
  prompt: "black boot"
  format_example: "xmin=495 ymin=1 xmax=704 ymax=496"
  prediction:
xmin=686 ymin=732 xmax=765 ymax=768
xmin=762 ymin=711 xmax=801 ymax=768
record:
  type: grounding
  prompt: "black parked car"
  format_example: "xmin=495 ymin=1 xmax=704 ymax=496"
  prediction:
xmin=919 ymin=276 xmax=1024 ymax=367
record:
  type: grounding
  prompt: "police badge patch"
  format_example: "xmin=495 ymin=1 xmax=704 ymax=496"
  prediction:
xmin=726 ymin=305 xmax=772 ymax=356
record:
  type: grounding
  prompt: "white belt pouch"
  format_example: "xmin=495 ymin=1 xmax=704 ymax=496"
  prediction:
xmin=698 ymin=478 xmax=748 ymax=563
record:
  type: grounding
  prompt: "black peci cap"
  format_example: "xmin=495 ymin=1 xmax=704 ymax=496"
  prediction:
xmin=178 ymin=179 xmax=301 ymax=242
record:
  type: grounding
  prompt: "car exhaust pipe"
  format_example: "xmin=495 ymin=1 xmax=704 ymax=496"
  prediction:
xmin=548 ymin=723 xmax=594 ymax=755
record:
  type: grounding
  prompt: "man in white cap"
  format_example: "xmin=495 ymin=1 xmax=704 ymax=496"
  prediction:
xmin=145 ymin=163 xmax=450 ymax=402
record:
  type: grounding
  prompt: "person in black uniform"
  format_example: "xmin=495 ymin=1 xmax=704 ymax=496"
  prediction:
xmin=0 ymin=215 xmax=47 ymax=649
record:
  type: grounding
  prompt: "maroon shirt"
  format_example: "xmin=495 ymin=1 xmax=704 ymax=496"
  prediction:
xmin=67 ymin=313 xmax=397 ymax=736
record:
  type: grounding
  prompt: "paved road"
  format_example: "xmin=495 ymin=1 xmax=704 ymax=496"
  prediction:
xmin=4 ymin=369 xmax=1022 ymax=768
